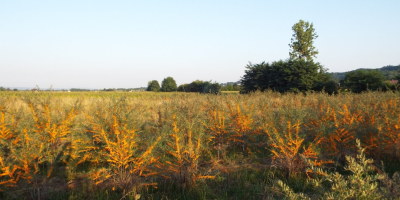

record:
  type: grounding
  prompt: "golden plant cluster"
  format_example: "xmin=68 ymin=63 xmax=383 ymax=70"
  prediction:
xmin=0 ymin=91 xmax=399 ymax=196
xmin=0 ymin=102 xmax=76 ymax=191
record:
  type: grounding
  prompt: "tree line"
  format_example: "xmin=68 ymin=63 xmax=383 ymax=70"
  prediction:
xmin=147 ymin=77 xmax=178 ymax=92
xmin=240 ymin=20 xmax=400 ymax=94
xmin=341 ymin=68 xmax=399 ymax=93
xmin=331 ymin=65 xmax=400 ymax=81
xmin=147 ymin=77 xmax=224 ymax=93
xmin=146 ymin=20 xmax=399 ymax=94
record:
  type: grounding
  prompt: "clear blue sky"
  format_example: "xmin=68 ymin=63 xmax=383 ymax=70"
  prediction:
xmin=1 ymin=0 xmax=399 ymax=89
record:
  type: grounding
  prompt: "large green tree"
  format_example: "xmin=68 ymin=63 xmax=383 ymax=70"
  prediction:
xmin=240 ymin=62 xmax=270 ymax=93
xmin=240 ymin=20 xmax=336 ymax=94
xmin=240 ymin=59 xmax=328 ymax=93
xmin=289 ymin=20 xmax=318 ymax=60
xmin=344 ymin=69 xmax=384 ymax=93
xmin=161 ymin=77 xmax=177 ymax=92
xmin=147 ymin=80 xmax=160 ymax=92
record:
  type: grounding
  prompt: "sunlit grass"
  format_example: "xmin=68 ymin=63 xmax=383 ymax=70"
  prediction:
xmin=0 ymin=90 xmax=400 ymax=199
xmin=221 ymin=91 xmax=240 ymax=94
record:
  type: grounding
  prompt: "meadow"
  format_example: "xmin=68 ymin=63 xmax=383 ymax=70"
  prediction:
xmin=0 ymin=90 xmax=400 ymax=199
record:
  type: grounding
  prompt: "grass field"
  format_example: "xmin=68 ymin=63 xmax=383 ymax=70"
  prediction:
xmin=220 ymin=91 xmax=240 ymax=94
xmin=1 ymin=90 xmax=400 ymax=199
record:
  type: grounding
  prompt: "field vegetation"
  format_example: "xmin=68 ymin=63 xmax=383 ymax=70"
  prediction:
xmin=0 ymin=90 xmax=400 ymax=199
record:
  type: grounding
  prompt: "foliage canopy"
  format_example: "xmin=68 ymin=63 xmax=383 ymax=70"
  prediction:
xmin=240 ymin=59 xmax=333 ymax=93
xmin=147 ymin=80 xmax=161 ymax=92
xmin=161 ymin=77 xmax=177 ymax=92
xmin=177 ymin=80 xmax=221 ymax=93
xmin=289 ymin=20 xmax=319 ymax=60
xmin=344 ymin=69 xmax=385 ymax=93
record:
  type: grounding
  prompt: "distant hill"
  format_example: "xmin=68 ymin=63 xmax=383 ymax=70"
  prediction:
xmin=330 ymin=65 xmax=400 ymax=81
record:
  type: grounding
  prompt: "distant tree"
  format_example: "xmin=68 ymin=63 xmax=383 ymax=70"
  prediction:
xmin=203 ymin=82 xmax=221 ymax=94
xmin=289 ymin=20 xmax=318 ymax=60
xmin=178 ymin=80 xmax=220 ymax=94
xmin=226 ymin=85 xmax=233 ymax=91
xmin=395 ymin=65 xmax=400 ymax=81
xmin=313 ymin=68 xmax=339 ymax=94
xmin=70 ymin=88 xmax=91 ymax=91
xmin=313 ymin=80 xmax=339 ymax=94
xmin=185 ymin=80 xmax=204 ymax=92
xmin=240 ymin=59 xmax=324 ymax=93
xmin=240 ymin=20 xmax=331 ymax=94
xmin=232 ymin=83 xmax=240 ymax=91
xmin=220 ymin=82 xmax=240 ymax=91
xmin=161 ymin=77 xmax=177 ymax=92
xmin=0 ymin=87 xmax=5 ymax=91
xmin=13 ymin=88 xmax=18 ymax=91
xmin=147 ymin=80 xmax=161 ymax=92
xmin=344 ymin=69 xmax=384 ymax=93
xmin=240 ymin=62 xmax=269 ymax=93
xmin=177 ymin=84 xmax=189 ymax=92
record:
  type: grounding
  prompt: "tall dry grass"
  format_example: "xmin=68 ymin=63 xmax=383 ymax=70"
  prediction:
xmin=0 ymin=90 xmax=399 ymax=199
